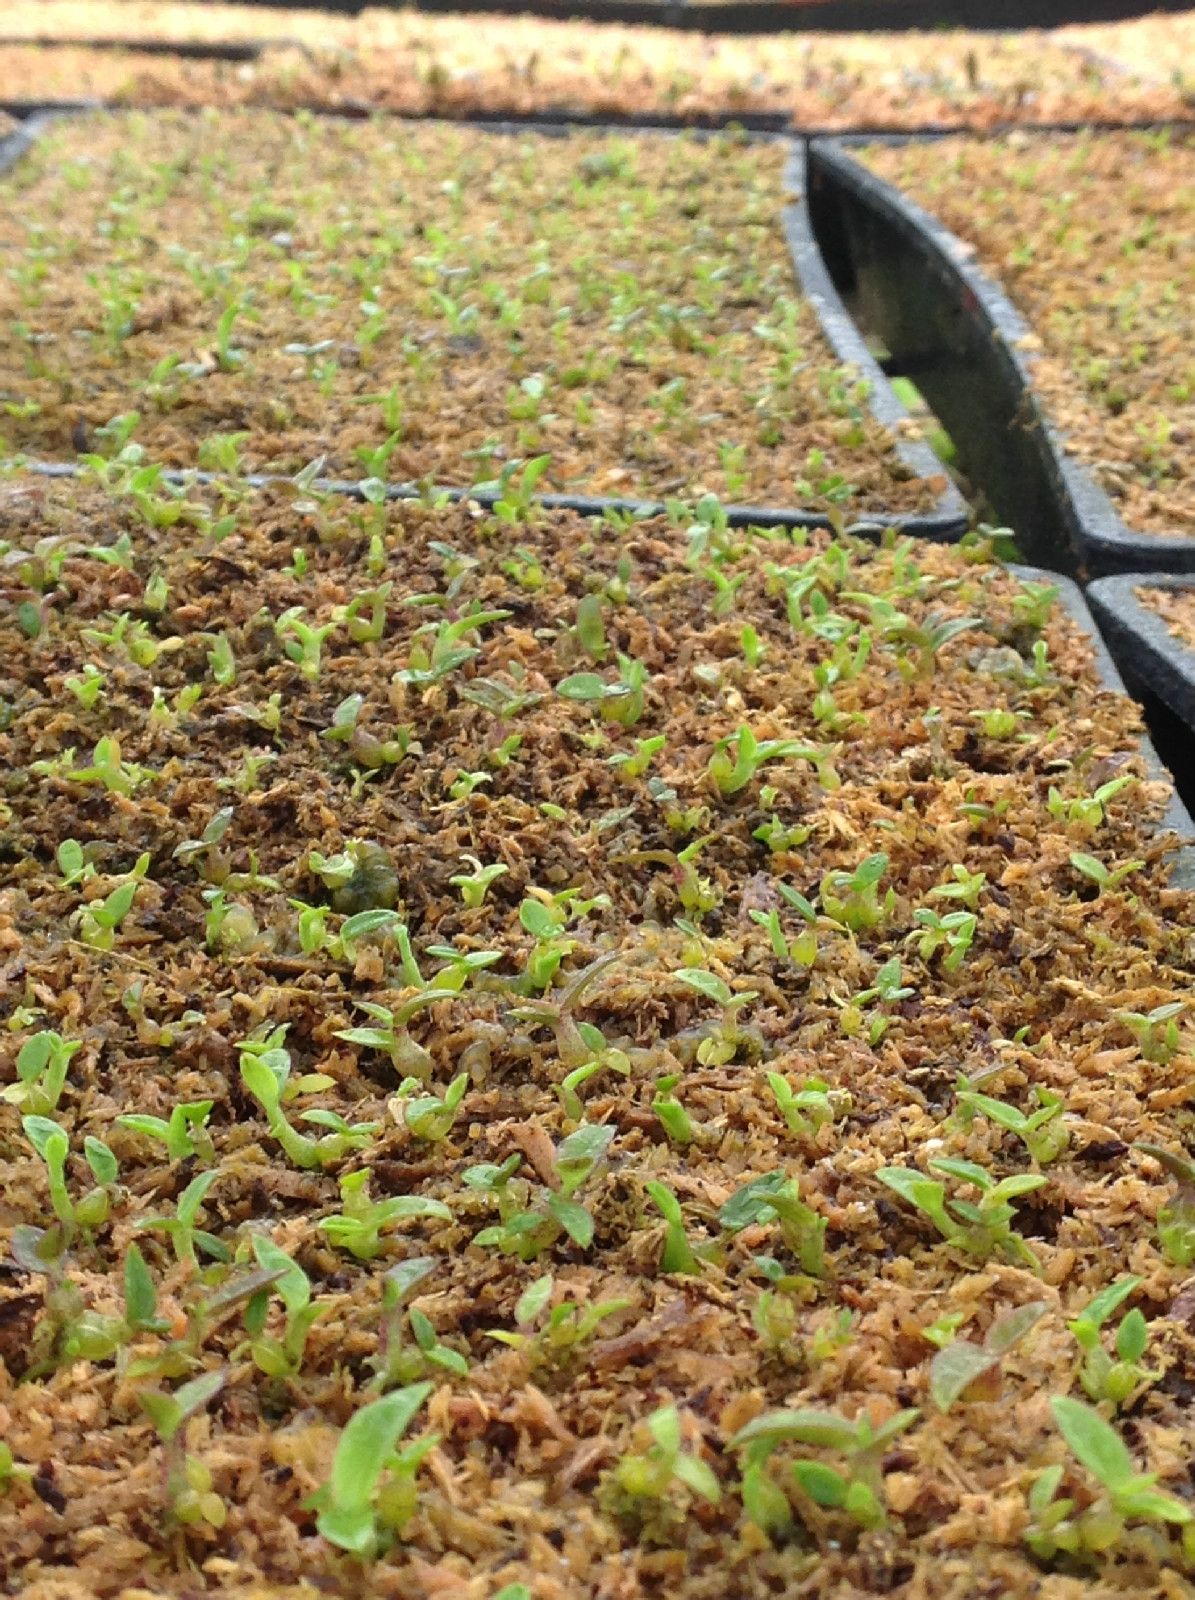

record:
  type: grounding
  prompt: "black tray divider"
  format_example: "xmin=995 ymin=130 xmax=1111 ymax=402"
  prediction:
xmin=205 ymin=0 xmax=1195 ymax=35
xmin=1020 ymin=567 xmax=1195 ymax=886
xmin=0 ymin=38 xmax=280 ymax=62
xmin=807 ymin=137 xmax=1195 ymax=577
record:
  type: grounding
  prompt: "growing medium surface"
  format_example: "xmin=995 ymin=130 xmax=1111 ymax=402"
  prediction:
xmin=0 ymin=20 xmax=1187 ymax=131
xmin=0 ymin=111 xmax=938 ymax=517
xmin=2 ymin=469 xmax=1195 ymax=1597
xmin=857 ymin=129 xmax=1195 ymax=538
xmin=1137 ymin=585 xmax=1195 ymax=654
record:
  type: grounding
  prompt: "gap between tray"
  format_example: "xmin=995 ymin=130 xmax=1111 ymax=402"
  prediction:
xmin=0 ymin=111 xmax=967 ymax=541
xmin=806 ymin=137 xmax=1195 ymax=577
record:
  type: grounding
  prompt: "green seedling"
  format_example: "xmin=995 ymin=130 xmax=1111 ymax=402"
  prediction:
xmin=1047 ymin=774 xmax=1136 ymax=834
xmin=56 ymin=839 xmax=96 ymax=888
xmin=337 ymin=582 xmax=392 ymax=645
xmin=135 ymin=1169 xmax=228 ymax=1268
xmin=239 ymin=1040 xmax=379 ymax=1169
xmin=753 ymin=814 xmax=812 ymax=855
xmin=608 ymin=734 xmax=666 ymax=782
xmin=173 ymin=807 xmax=234 ymax=884
xmin=719 ymin=1172 xmax=826 ymax=1278
xmin=765 ymin=1074 xmax=850 ymax=1138
xmin=1117 ymin=1002 xmax=1185 ymax=1064
xmin=645 ymin=1181 xmax=703 ymax=1276
xmin=0 ymin=1444 xmax=33 ymax=1496
xmin=319 ymin=1169 xmax=451 ymax=1261
xmin=202 ymin=889 xmax=259 ymax=955
xmin=275 ymin=607 xmax=338 ymax=681
xmin=929 ymin=864 xmax=987 ymax=910
xmin=24 ymin=1115 xmax=118 ymax=1243
xmin=74 ymin=853 xmax=150 ymax=951
xmin=62 ymin=737 xmax=154 ymax=796
xmin=955 ymin=1085 xmax=1069 ymax=1165
xmin=599 ymin=1404 xmax=721 ymax=1531
xmin=368 ymin=1257 xmax=436 ymax=1390
xmin=1024 ymin=1396 xmax=1193 ymax=1563
xmin=556 ymin=655 xmax=649 ymax=728
xmin=214 ymin=303 xmax=244 ymax=373
xmin=674 ymin=967 xmax=758 ymax=1066
xmin=449 ymin=854 xmax=509 ymax=908
xmin=1012 ymin=579 xmax=1058 ymax=632
xmin=1068 ymin=1276 xmax=1160 ymax=1409
xmin=391 ymin=1073 xmax=468 ymax=1142
xmin=485 ymin=1272 xmax=630 ymax=1364
xmin=910 ymin=907 xmax=977 ymax=972
xmin=447 ymin=769 xmax=491 ymax=801
xmin=3 ymin=1030 xmax=82 ymax=1116
xmin=878 ymin=1159 xmax=1046 ymax=1269
xmin=572 ymin=592 xmax=607 ymax=662
xmin=728 ymin=1405 xmax=920 ymax=1532
xmin=883 ymin=611 xmax=981 ymax=680
xmin=241 ymin=1235 xmax=325 ymax=1380
xmin=117 ymin=1100 xmax=215 ymax=1166
xmin=1133 ymin=1143 xmax=1195 ymax=1266
xmin=651 ymin=1074 xmax=695 ymax=1146
xmin=820 ymin=853 xmax=894 ymax=934
xmin=836 ymin=956 xmax=914 ymax=1045
xmin=64 ymin=663 xmax=106 ymax=710
xmin=472 ymin=1124 xmax=615 ymax=1261
xmin=970 ymin=708 xmax=1028 ymax=739
xmin=139 ymin=1369 xmax=227 ymax=1529
xmin=308 ymin=839 xmax=400 ymax=914
xmin=307 ymin=1383 xmax=437 ymax=1558
xmin=1070 ymin=852 xmax=1145 ymax=896
xmin=335 ymin=989 xmax=455 ymax=1082
xmin=708 ymin=725 xmax=819 ymax=797
xmin=395 ymin=606 xmax=511 ymax=689
xmin=204 ymin=630 xmax=236 ymax=688
xmin=749 ymin=903 xmax=818 ymax=969
xmin=926 ymin=1301 xmax=1050 ymax=1411
xmin=517 ymin=889 xmax=609 ymax=993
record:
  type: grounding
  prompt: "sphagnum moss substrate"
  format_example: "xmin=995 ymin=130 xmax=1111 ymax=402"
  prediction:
xmin=1 ymin=467 xmax=1195 ymax=1597
xmin=0 ymin=110 xmax=941 ymax=517
xmin=1138 ymin=585 xmax=1195 ymax=655
xmin=858 ymin=129 xmax=1195 ymax=538
xmin=0 ymin=10 xmax=1188 ymax=131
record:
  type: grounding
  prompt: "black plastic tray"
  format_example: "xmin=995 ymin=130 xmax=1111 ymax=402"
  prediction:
xmin=1088 ymin=575 xmax=1195 ymax=803
xmin=0 ymin=37 xmax=277 ymax=62
xmin=1038 ymin=569 xmax=1195 ymax=886
xmin=222 ymin=0 xmax=1195 ymax=33
xmin=806 ymin=138 xmax=1195 ymax=578
xmin=0 ymin=111 xmax=967 ymax=540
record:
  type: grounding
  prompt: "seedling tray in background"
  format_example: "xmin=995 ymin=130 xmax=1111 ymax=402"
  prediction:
xmin=806 ymin=137 xmax=1195 ymax=578
xmin=0 ymin=110 xmax=966 ymax=539
xmin=1088 ymin=574 xmax=1195 ymax=812
xmin=228 ymin=0 xmax=1195 ymax=32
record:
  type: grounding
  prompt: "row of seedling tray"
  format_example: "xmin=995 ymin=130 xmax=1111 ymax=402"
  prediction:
xmin=3 ymin=106 xmax=1192 ymax=773
xmin=6 ymin=98 xmax=1195 ymax=1600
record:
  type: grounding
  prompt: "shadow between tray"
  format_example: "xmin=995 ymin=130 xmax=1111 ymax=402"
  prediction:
xmin=0 ymin=115 xmax=965 ymax=538
xmin=807 ymin=138 xmax=1195 ymax=579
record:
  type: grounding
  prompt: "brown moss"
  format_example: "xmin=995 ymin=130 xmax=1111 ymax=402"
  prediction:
xmin=0 ymin=471 xmax=1192 ymax=1595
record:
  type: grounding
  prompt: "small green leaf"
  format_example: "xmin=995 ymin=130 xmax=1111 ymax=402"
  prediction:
xmin=1051 ymin=1396 xmax=1135 ymax=1490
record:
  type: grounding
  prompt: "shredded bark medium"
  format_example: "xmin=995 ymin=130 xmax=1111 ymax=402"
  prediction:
xmin=0 ymin=110 xmax=941 ymax=516
xmin=857 ymin=130 xmax=1195 ymax=537
xmin=0 ymin=471 xmax=1194 ymax=1597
